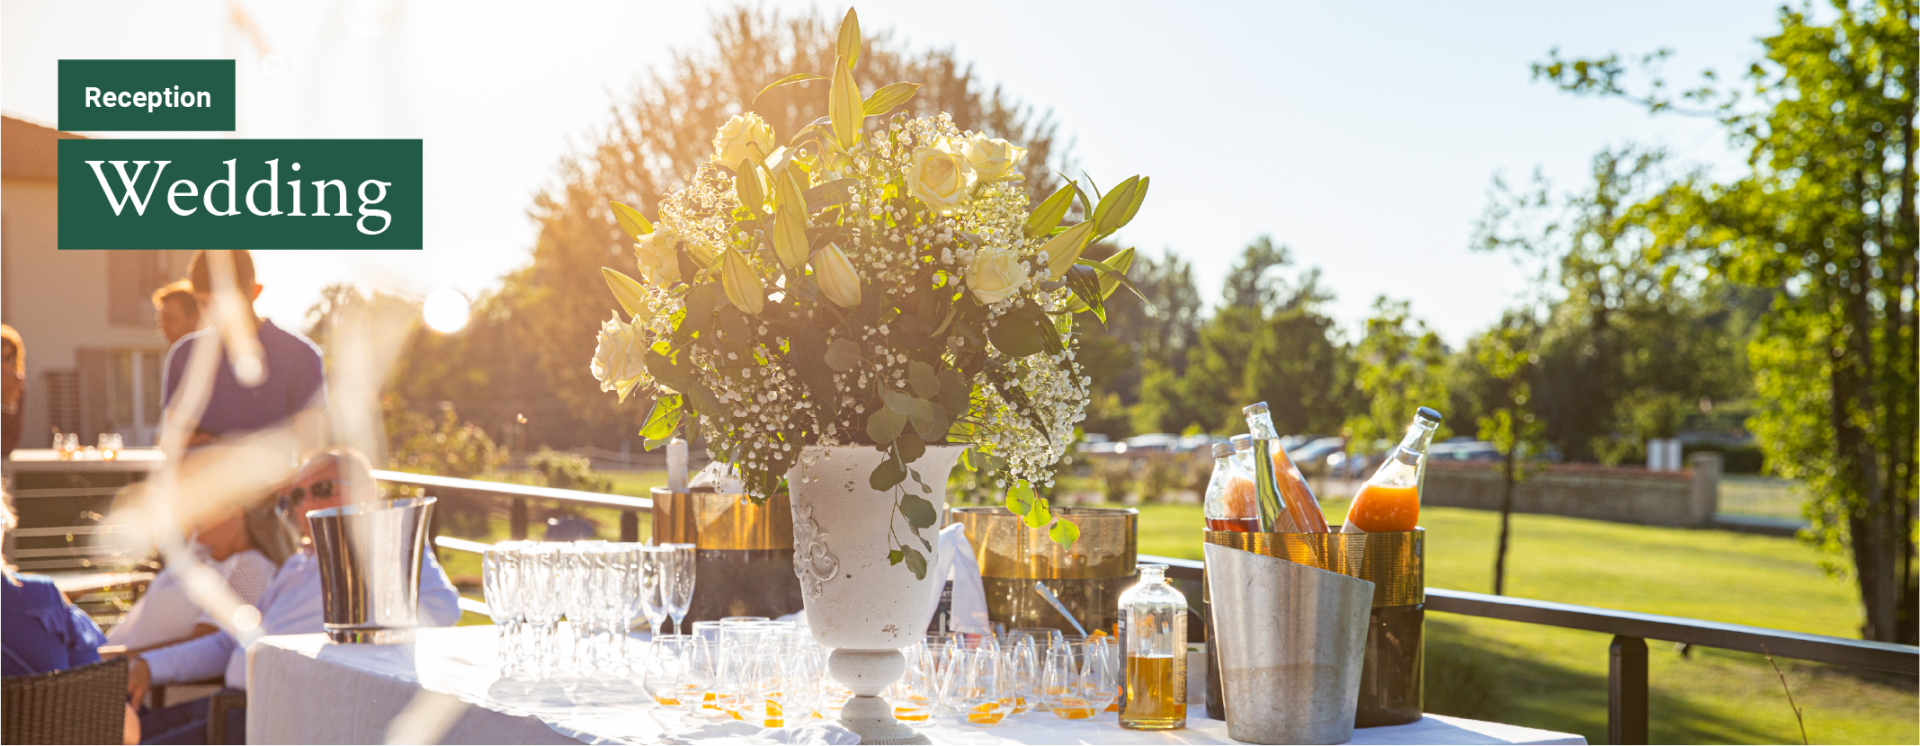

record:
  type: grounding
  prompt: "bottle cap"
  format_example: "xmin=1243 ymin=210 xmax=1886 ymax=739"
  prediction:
xmin=1417 ymin=406 xmax=1444 ymax=423
xmin=1212 ymin=442 xmax=1234 ymax=458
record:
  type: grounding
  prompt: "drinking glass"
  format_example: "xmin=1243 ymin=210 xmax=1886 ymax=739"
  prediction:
xmin=1042 ymin=642 xmax=1106 ymax=720
xmin=735 ymin=649 xmax=788 ymax=728
xmin=679 ymin=637 xmax=722 ymax=715
xmin=787 ymin=643 xmax=829 ymax=721
xmin=891 ymin=642 xmax=939 ymax=723
xmin=641 ymin=634 xmax=688 ymax=707
xmin=482 ymin=542 xmax=529 ymax=673
xmin=638 ymin=546 xmax=671 ymax=636
xmin=601 ymin=544 xmax=644 ymax=670
xmin=1086 ymin=636 xmax=1121 ymax=713
xmin=948 ymin=647 xmax=1011 ymax=727
xmin=521 ymin=545 xmax=566 ymax=676
xmin=1006 ymin=637 xmax=1041 ymax=717
xmin=664 ymin=543 xmax=696 ymax=636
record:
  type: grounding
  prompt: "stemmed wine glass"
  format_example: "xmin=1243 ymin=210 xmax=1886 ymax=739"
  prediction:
xmin=637 ymin=545 xmax=671 ymax=637
xmin=663 ymin=543 xmax=695 ymax=635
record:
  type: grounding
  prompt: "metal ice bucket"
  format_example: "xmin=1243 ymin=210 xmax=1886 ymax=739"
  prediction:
xmin=308 ymin=496 xmax=436 ymax=644
xmin=951 ymin=506 xmax=1137 ymax=635
xmin=1204 ymin=543 xmax=1374 ymax=745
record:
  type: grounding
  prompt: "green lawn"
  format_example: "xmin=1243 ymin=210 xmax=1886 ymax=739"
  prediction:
xmin=1127 ymin=498 xmax=1915 ymax=745
xmin=437 ymin=470 xmax=1915 ymax=744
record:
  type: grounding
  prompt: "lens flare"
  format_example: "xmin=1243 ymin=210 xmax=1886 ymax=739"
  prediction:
xmin=422 ymin=288 xmax=470 ymax=333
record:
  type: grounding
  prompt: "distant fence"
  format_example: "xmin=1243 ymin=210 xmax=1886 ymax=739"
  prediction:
xmin=1424 ymin=453 xmax=1722 ymax=528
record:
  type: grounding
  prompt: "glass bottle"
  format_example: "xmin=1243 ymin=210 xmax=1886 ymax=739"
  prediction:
xmin=1343 ymin=407 xmax=1443 ymax=533
xmin=1243 ymin=402 xmax=1329 ymax=533
xmin=1118 ymin=564 xmax=1187 ymax=730
xmin=1203 ymin=443 xmax=1259 ymax=532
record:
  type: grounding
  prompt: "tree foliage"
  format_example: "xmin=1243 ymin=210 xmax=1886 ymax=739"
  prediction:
xmin=1541 ymin=0 xmax=1917 ymax=642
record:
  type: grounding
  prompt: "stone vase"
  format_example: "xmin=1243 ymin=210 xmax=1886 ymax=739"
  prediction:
xmin=788 ymin=444 xmax=965 ymax=745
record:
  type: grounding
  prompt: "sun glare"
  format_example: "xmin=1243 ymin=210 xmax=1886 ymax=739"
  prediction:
xmin=422 ymin=288 xmax=470 ymax=333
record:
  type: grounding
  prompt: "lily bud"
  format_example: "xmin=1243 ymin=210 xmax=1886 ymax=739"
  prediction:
xmin=811 ymin=244 xmax=863 ymax=309
xmin=720 ymin=249 xmax=766 ymax=316
xmin=1039 ymin=221 xmax=1095 ymax=280
xmin=601 ymin=267 xmax=652 ymax=320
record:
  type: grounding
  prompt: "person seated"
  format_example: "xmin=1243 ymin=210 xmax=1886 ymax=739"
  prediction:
xmin=129 ymin=449 xmax=460 ymax=745
xmin=105 ymin=501 xmax=281 ymax=654
xmin=0 ymin=494 xmax=140 ymax=744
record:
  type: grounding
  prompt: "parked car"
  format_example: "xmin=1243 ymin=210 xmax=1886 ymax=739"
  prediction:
xmin=1430 ymin=441 xmax=1502 ymax=462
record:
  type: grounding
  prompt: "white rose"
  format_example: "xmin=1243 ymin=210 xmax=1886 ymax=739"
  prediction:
xmin=966 ymin=245 xmax=1029 ymax=306
xmin=906 ymin=141 xmax=976 ymax=213
xmin=633 ymin=226 xmax=684 ymax=286
xmin=590 ymin=312 xmax=648 ymax=402
xmin=711 ymin=113 xmax=775 ymax=167
xmin=961 ymin=134 xmax=1027 ymax=182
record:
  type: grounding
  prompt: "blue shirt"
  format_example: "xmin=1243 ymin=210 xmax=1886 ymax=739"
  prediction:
xmin=2 ymin=572 xmax=108 ymax=677
xmin=161 ymin=319 xmax=326 ymax=437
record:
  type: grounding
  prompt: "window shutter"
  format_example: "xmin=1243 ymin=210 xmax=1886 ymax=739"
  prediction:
xmin=76 ymin=349 xmax=112 ymax=441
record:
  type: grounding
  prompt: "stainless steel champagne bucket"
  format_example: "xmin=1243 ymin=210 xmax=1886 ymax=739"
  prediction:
xmin=1204 ymin=542 xmax=1373 ymax=745
xmin=308 ymin=496 xmax=437 ymax=644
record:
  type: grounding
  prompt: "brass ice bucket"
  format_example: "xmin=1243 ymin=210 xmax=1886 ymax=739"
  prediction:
xmin=950 ymin=506 xmax=1136 ymax=635
xmin=650 ymin=486 xmax=803 ymax=624
xmin=1202 ymin=527 xmax=1425 ymax=727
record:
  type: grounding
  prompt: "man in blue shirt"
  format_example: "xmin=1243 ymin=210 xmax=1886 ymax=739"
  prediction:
xmin=160 ymin=250 xmax=325 ymax=453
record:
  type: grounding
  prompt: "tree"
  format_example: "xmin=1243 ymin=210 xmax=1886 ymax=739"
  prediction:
xmin=393 ymin=7 xmax=1073 ymax=452
xmin=1345 ymin=297 xmax=1453 ymax=451
xmin=1540 ymin=0 xmax=1917 ymax=642
xmin=1465 ymin=312 xmax=1547 ymax=596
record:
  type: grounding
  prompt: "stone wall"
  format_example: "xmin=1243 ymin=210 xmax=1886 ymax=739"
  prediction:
xmin=1424 ymin=453 xmax=1722 ymax=527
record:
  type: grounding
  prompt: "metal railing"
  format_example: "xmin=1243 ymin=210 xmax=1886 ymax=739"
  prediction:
xmin=1140 ymin=554 xmax=1919 ymax=745
xmin=375 ymin=474 xmax=1919 ymax=745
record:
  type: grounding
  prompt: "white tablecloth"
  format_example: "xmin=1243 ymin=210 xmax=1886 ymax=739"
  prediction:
xmin=246 ymin=626 xmax=1585 ymax=745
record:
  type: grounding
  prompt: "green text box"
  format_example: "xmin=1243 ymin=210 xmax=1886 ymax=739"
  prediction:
xmin=58 ymin=139 xmax=422 ymax=250
xmin=59 ymin=60 xmax=236 ymax=132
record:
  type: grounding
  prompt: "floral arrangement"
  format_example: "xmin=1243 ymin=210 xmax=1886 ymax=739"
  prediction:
xmin=590 ymin=9 xmax=1147 ymax=574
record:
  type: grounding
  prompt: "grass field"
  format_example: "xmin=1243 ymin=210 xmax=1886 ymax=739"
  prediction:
xmin=441 ymin=469 xmax=1915 ymax=744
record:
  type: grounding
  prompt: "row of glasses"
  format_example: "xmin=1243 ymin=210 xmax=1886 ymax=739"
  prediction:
xmin=481 ymin=540 xmax=698 ymax=678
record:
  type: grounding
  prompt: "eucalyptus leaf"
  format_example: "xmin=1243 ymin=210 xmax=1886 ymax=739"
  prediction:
xmin=896 ymin=430 xmax=926 ymax=464
xmin=899 ymin=493 xmax=937 ymax=530
xmin=866 ymin=408 xmax=906 ymax=445
xmin=907 ymin=362 xmax=939 ymax=399
xmin=1007 ymin=481 xmax=1036 ymax=515
xmin=1048 ymin=518 xmax=1081 ymax=547
xmin=900 ymin=545 xmax=927 ymax=580
xmin=887 ymin=549 xmax=903 ymax=566
xmin=869 ymin=455 xmax=906 ymax=490
xmin=1023 ymin=497 xmax=1053 ymax=529
xmin=641 ymin=394 xmax=683 ymax=440
xmin=987 ymin=311 xmax=1046 ymax=358
xmin=825 ymin=338 xmax=862 ymax=371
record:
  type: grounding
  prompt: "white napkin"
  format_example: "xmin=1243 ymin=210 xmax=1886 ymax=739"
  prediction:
xmin=688 ymin=461 xmax=745 ymax=493
xmin=926 ymin=523 xmax=991 ymax=636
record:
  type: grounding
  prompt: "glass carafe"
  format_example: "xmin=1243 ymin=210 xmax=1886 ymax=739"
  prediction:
xmin=1203 ymin=442 xmax=1258 ymax=532
xmin=1343 ymin=407 xmax=1443 ymax=533
xmin=1118 ymin=565 xmax=1187 ymax=730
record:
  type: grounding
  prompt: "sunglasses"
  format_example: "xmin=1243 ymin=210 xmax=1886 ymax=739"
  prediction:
xmin=276 ymin=479 xmax=341 ymax=516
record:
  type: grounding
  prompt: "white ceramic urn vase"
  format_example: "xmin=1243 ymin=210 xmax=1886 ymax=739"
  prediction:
xmin=788 ymin=444 xmax=965 ymax=745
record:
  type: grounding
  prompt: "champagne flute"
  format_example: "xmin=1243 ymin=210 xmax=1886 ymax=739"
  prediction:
xmin=665 ymin=543 xmax=696 ymax=636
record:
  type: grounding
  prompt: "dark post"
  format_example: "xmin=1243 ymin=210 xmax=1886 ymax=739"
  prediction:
xmin=1609 ymin=635 xmax=1649 ymax=745
xmin=621 ymin=509 xmax=640 ymax=543
xmin=510 ymin=497 xmax=529 ymax=541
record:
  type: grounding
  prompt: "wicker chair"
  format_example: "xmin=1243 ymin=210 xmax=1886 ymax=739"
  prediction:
xmin=1 ymin=657 xmax=130 ymax=744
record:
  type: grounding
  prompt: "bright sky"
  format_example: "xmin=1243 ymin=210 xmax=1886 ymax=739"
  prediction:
xmin=3 ymin=1 xmax=1785 ymax=345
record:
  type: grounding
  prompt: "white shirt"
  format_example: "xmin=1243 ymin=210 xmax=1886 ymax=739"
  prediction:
xmin=140 ymin=546 xmax=461 ymax=689
xmin=107 ymin=547 xmax=277 ymax=651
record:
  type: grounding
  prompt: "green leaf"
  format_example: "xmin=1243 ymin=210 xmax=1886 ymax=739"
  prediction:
xmin=899 ymin=493 xmax=937 ymax=530
xmin=641 ymin=394 xmax=683 ymax=440
xmin=866 ymin=408 xmax=906 ymax=445
xmin=882 ymin=389 xmax=924 ymax=416
xmin=1023 ymin=497 xmax=1053 ymax=529
xmin=908 ymin=362 xmax=939 ymax=399
xmin=938 ymin=370 xmax=970 ymax=417
xmin=825 ymin=338 xmax=862 ymax=371
xmin=611 ymin=201 xmax=653 ymax=240
xmin=1077 ymin=257 xmax=1151 ymax=307
xmin=802 ymin=178 xmax=859 ymax=212
xmin=900 ymin=545 xmax=927 ymax=580
xmin=1113 ymin=176 xmax=1150 ymax=231
xmin=1007 ymin=480 xmax=1036 ymax=515
xmin=912 ymin=401 xmax=949 ymax=442
xmin=601 ymin=268 xmax=650 ymax=319
xmin=1023 ymin=184 xmax=1076 ymax=239
xmin=829 ymin=57 xmax=863 ymax=150
xmin=863 ymin=82 xmax=920 ymax=117
xmin=869 ymin=455 xmax=906 ymax=490
xmin=835 ymin=8 xmax=861 ymax=70
xmin=1048 ymin=517 xmax=1080 ymax=547
xmin=987 ymin=308 xmax=1048 ymax=358
xmin=887 ymin=549 xmax=904 ymax=566
xmin=896 ymin=430 xmax=927 ymax=464
xmin=1064 ymin=262 xmax=1106 ymax=323
xmin=754 ymin=73 xmax=827 ymax=105
xmin=735 ymin=160 xmax=766 ymax=212
xmin=1090 ymin=176 xmax=1142 ymax=238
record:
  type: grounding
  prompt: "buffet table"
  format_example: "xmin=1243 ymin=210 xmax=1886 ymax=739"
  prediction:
xmin=246 ymin=626 xmax=1584 ymax=745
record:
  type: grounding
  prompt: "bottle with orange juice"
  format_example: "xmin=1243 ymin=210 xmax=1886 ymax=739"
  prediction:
xmin=1342 ymin=407 xmax=1443 ymax=533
